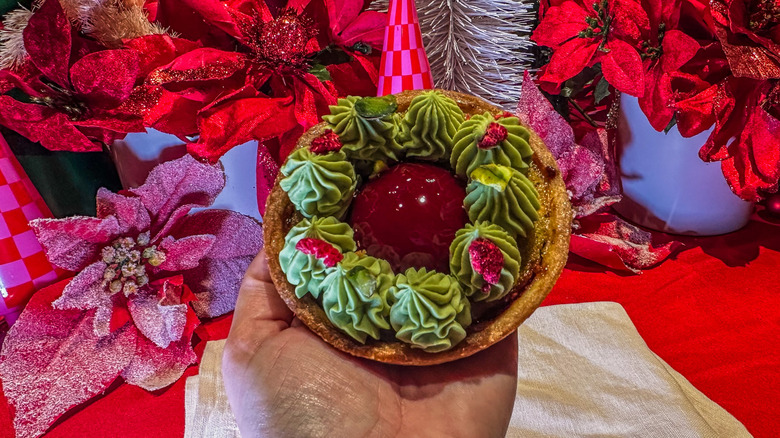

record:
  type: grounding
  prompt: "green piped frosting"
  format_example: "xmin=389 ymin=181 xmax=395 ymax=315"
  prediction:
xmin=449 ymin=222 xmax=521 ymax=302
xmin=464 ymin=164 xmax=540 ymax=239
xmin=280 ymin=148 xmax=356 ymax=219
xmin=321 ymin=252 xmax=395 ymax=343
xmin=323 ymin=96 xmax=402 ymax=161
xmin=399 ymin=90 xmax=465 ymax=160
xmin=450 ymin=112 xmax=533 ymax=178
xmin=280 ymin=217 xmax=357 ymax=299
xmin=389 ymin=268 xmax=471 ymax=353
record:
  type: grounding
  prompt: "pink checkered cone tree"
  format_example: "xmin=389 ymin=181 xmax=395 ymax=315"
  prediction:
xmin=0 ymin=133 xmax=61 ymax=324
xmin=377 ymin=0 xmax=434 ymax=96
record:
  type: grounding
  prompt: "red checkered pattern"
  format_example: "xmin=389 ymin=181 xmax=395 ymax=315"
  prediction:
xmin=377 ymin=0 xmax=434 ymax=96
xmin=0 ymin=133 xmax=60 ymax=323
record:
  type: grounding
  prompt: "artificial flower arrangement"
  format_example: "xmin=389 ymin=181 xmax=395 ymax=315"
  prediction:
xmin=0 ymin=155 xmax=263 ymax=438
xmin=0 ymin=0 xmax=715 ymax=432
xmin=532 ymin=0 xmax=780 ymax=201
xmin=0 ymin=1 xmax=385 ymax=436
xmin=0 ymin=0 xmax=386 ymax=162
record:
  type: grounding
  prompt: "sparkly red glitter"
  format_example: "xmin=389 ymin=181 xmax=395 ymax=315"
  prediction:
xmin=309 ymin=130 xmax=343 ymax=154
xmin=468 ymin=238 xmax=504 ymax=286
xmin=146 ymin=59 xmax=244 ymax=85
xmin=296 ymin=238 xmax=344 ymax=267
xmin=478 ymin=123 xmax=509 ymax=149
xmin=246 ymin=9 xmax=317 ymax=70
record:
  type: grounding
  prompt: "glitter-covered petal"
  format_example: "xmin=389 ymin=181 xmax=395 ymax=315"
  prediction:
xmin=21 ymin=0 xmax=71 ymax=87
xmin=0 ymin=95 xmax=100 ymax=152
xmin=96 ymin=188 xmax=151 ymax=235
xmin=156 ymin=234 xmax=217 ymax=272
xmin=515 ymin=71 xmax=575 ymax=159
xmin=69 ymin=49 xmax=141 ymax=108
xmin=570 ymin=213 xmax=681 ymax=273
xmin=129 ymin=154 xmax=225 ymax=231
xmin=127 ymin=287 xmax=187 ymax=349
xmin=53 ymin=261 xmax=109 ymax=311
xmin=121 ymin=333 xmax=197 ymax=391
xmin=516 ymin=72 xmax=621 ymax=217
xmin=147 ymin=47 xmax=245 ymax=86
xmin=168 ymin=210 xmax=263 ymax=318
xmin=30 ymin=216 xmax=122 ymax=271
xmin=93 ymin=301 xmax=115 ymax=338
xmin=0 ymin=279 xmax=137 ymax=438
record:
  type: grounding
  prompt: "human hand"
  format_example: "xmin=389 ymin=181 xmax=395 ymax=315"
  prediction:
xmin=223 ymin=250 xmax=519 ymax=438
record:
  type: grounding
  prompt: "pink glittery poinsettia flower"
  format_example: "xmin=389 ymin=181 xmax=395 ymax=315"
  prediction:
xmin=0 ymin=154 xmax=262 ymax=438
xmin=516 ymin=71 xmax=680 ymax=273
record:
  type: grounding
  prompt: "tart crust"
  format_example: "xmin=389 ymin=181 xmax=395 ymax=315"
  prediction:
xmin=264 ymin=89 xmax=572 ymax=365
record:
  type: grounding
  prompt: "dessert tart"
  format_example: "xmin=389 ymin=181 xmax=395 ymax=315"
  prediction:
xmin=264 ymin=89 xmax=571 ymax=365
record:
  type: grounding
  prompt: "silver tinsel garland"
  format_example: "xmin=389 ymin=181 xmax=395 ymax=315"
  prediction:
xmin=370 ymin=0 xmax=536 ymax=109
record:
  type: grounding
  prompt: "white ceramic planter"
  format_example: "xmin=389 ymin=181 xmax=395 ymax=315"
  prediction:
xmin=111 ymin=130 xmax=262 ymax=222
xmin=615 ymin=95 xmax=753 ymax=236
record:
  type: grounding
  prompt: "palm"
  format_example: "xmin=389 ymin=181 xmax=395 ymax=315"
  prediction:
xmin=224 ymin=252 xmax=518 ymax=438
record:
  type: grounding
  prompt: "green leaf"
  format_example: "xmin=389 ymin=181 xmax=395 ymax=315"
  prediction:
xmin=663 ymin=117 xmax=678 ymax=134
xmin=470 ymin=164 xmax=513 ymax=191
xmin=594 ymin=76 xmax=611 ymax=104
xmin=354 ymin=96 xmax=398 ymax=118
xmin=347 ymin=266 xmax=378 ymax=298
xmin=308 ymin=64 xmax=332 ymax=82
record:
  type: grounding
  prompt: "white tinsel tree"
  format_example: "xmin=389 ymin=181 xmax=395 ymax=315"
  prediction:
xmin=371 ymin=0 xmax=536 ymax=109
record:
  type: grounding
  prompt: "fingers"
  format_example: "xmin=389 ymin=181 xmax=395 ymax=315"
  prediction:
xmin=226 ymin=249 xmax=294 ymax=363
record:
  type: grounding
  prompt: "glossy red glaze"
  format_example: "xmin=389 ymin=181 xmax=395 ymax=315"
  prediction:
xmin=349 ymin=163 xmax=468 ymax=272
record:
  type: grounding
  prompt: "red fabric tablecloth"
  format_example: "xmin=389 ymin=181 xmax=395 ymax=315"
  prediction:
xmin=1 ymin=214 xmax=778 ymax=438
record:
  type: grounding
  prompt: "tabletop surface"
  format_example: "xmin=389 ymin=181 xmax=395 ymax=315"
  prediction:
xmin=1 ymin=213 xmax=778 ymax=438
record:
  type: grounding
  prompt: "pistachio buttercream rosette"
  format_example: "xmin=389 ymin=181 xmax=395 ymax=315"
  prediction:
xmin=280 ymin=147 xmax=356 ymax=219
xmin=265 ymin=89 xmax=571 ymax=365
xmin=450 ymin=222 xmax=521 ymax=302
xmin=279 ymin=217 xmax=357 ymax=299
xmin=389 ymin=268 xmax=472 ymax=353
xmin=323 ymin=95 xmax=402 ymax=162
xmin=399 ymin=90 xmax=465 ymax=160
xmin=465 ymin=164 xmax=540 ymax=239
xmin=320 ymin=252 xmax=394 ymax=343
xmin=451 ymin=112 xmax=533 ymax=178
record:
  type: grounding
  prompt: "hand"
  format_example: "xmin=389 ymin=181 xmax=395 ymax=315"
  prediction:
xmin=223 ymin=250 xmax=519 ymax=438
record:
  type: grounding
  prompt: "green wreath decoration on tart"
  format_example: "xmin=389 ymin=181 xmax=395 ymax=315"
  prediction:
xmin=264 ymin=89 xmax=571 ymax=365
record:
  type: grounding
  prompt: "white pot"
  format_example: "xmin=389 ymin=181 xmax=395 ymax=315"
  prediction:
xmin=615 ymin=95 xmax=753 ymax=236
xmin=111 ymin=130 xmax=262 ymax=222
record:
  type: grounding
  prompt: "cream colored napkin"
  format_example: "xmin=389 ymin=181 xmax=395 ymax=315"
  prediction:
xmin=185 ymin=302 xmax=751 ymax=438
xmin=184 ymin=339 xmax=240 ymax=438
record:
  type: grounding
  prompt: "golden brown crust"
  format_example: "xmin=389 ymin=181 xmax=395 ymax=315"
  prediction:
xmin=264 ymin=89 xmax=572 ymax=365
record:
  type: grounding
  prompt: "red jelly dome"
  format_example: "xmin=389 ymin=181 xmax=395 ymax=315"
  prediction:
xmin=349 ymin=163 xmax=469 ymax=272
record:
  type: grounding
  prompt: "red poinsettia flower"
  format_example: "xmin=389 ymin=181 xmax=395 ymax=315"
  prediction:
xmin=532 ymin=0 xmax=650 ymax=96
xmin=698 ymin=78 xmax=780 ymax=200
xmin=637 ymin=0 xmax=700 ymax=131
xmin=711 ymin=0 xmax=780 ymax=79
xmin=120 ymin=34 xmax=206 ymax=137
xmin=0 ymin=155 xmax=262 ymax=438
xmin=0 ymin=0 xmax=145 ymax=152
xmin=136 ymin=0 xmax=384 ymax=163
